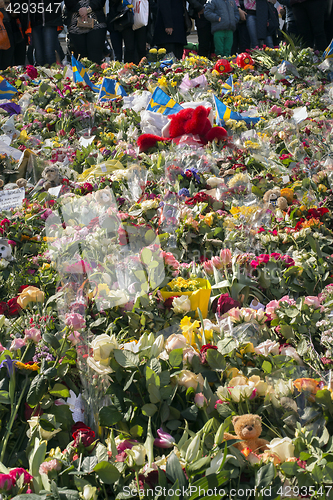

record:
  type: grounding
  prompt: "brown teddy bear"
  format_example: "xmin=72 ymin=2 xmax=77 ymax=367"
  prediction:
xmin=224 ymin=414 xmax=269 ymax=453
xmin=263 ymin=188 xmax=288 ymax=211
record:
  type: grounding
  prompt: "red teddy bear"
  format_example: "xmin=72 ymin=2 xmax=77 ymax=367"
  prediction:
xmin=137 ymin=105 xmax=228 ymax=153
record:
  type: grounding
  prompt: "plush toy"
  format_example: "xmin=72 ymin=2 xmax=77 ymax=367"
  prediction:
xmin=40 ymin=165 xmax=62 ymax=190
xmin=137 ymin=105 xmax=228 ymax=152
xmin=224 ymin=414 xmax=269 ymax=453
xmin=263 ymin=188 xmax=290 ymax=211
xmin=0 ymin=179 xmax=30 ymax=191
xmin=95 ymin=188 xmax=113 ymax=206
xmin=0 ymin=239 xmax=14 ymax=261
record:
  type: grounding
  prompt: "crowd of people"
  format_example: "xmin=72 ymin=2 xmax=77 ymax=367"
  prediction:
xmin=0 ymin=0 xmax=332 ymax=69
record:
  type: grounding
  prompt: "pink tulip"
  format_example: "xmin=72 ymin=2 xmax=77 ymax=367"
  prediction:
xmin=154 ymin=428 xmax=174 ymax=448
xmin=211 ymin=256 xmax=223 ymax=269
xmin=203 ymin=260 xmax=214 ymax=275
xmin=10 ymin=338 xmax=26 ymax=351
xmin=220 ymin=248 xmax=232 ymax=265
xmin=194 ymin=392 xmax=207 ymax=408
xmin=24 ymin=327 xmax=41 ymax=343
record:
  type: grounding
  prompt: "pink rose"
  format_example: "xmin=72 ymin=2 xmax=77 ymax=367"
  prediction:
xmin=194 ymin=392 xmax=207 ymax=408
xmin=0 ymin=474 xmax=14 ymax=491
xmin=304 ymin=296 xmax=320 ymax=309
xmin=65 ymin=313 xmax=86 ymax=330
xmin=265 ymin=300 xmax=279 ymax=319
xmin=24 ymin=327 xmax=41 ymax=343
xmin=9 ymin=468 xmax=33 ymax=484
xmin=67 ymin=330 xmax=81 ymax=345
xmin=10 ymin=338 xmax=26 ymax=351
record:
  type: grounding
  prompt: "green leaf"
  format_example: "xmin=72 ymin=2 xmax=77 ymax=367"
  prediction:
xmin=0 ymin=390 xmax=10 ymax=405
xmin=217 ymin=338 xmax=237 ymax=355
xmin=206 ymin=349 xmax=226 ymax=371
xmin=81 ymin=456 xmax=98 ymax=474
xmin=166 ymin=479 xmax=180 ymax=500
xmin=93 ymin=461 xmax=120 ymax=484
xmin=49 ymin=383 xmax=70 ymax=398
xmin=166 ymin=452 xmax=187 ymax=489
xmin=184 ymin=469 xmax=230 ymax=499
xmin=255 ymin=462 xmax=275 ymax=490
xmin=142 ymin=404 xmax=158 ymax=417
xmin=281 ymin=462 xmax=299 ymax=476
xmin=43 ymin=332 xmax=60 ymax=350
xmin=187 ymin=456 xmax=211 ymax=476
xmin=26 ymin=375 xmax=48 ymax=406
xmin=169 ymin=349 xmax=183 ymax=368
xmin=262 ymin=360 xmax=272 ymax=374
xmin=114 ymin=349 xmax=139 ymax=368
xmin=280 ymin=324 xmax=294 ymax=340
xmin=99 ymin=406 xmax=122 ymax=427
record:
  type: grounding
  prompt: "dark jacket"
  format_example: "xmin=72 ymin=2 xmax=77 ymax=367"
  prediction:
xmin=187 ymin=0 xmax=206 ymax=18
xmin=204 ymin=0 xmax=239 ymax=32
xmin=153 ymin=0 xmax=187 ymax=45
xmin=29 ymin=0 xmax=63 ymax=27
xmin=107 ymin=0 xmax=121 ymax=31
xmin=65 ymin=0 xmax=106 ymax=26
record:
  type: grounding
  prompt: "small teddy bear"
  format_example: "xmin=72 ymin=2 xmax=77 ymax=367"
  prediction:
xmin=0 ymin=239 xmax=14 ymax=261
xmin=263 ymin=188 xmax=288 ymax=211
xmin=223 ymin=414 xmax=269 ymax=453
xmin=40 ymin=165 xmax=61 ymax=191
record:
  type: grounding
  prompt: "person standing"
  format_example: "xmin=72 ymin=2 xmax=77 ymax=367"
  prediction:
xmin=204 ymin=0 xmax=239 ymax=57
xmin=30 ymin=0 xmax=63 ymax=65
xmin=232 ymin=0 xmax=250 ymax=53
xmin=153 ymin=0 xmax=187 ymax=60
xmin=187 ymin=0 xmax=214 ymax=57
xmin=290 ymin=0 xmax=327 ymax=51
xmin=65 ymin=0 xmax=107 ymax=64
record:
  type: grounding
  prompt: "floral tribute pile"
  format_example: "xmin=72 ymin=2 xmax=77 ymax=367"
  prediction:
xmin=1 ymin=42 xmax=333 ymax=500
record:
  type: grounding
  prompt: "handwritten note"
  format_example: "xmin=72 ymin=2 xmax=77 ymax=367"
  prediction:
xmin=0 ymin=187 xmax=25 ymax=211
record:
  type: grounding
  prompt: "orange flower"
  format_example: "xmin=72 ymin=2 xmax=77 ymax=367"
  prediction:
xmin=15 ymin=361 xmax=39 ymax=371
xmin=300 ymin=218 xmax=322 ymax=229
xmin=280 ymin=188 xmax=294 ymax=204
xmin=241 ymin=447 xmax=252 ymax=457
xmin=17 ymin=286 xmax=45 ymax=309
xmin=293 ymin=378 xmax=321 ymax=401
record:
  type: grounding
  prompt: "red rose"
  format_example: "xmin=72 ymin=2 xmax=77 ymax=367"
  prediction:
xmin=72 ymin=427 xmax=96 ymax=448
xmin=164 ymin=296 xmax=177 ymax=309
xmin=7 ymin=297 xmax=21 ymax=316
xmin=212 ymin=293 xmax=240 ymax=316
xmin=0 ymin=302 xmax=8 ymax=315
xmin=200 ymin=344 xmax=218 ymax=364
xmin=26 ymin=65 xmax=38 ymax=79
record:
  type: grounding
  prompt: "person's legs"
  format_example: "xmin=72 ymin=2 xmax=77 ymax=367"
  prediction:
xmin=134 ymin=26 xmax=147 ymax=63
xmin=173 ymin=43 xmax=184 ymax=59
xmin=43 ymin=26 xmax=58 ymax=65
xmin=213 ymin=30 xmax=225 ymax=56
xmin=70 ymin=33 xmax=88 ymax=59
xmin=238 ymin=22 xmax=250 ymax=51
xmin=305 ymin=0 xmax=327 ymax=51
xmin=223 ymin=30 xmax=233 ymax=56
xmin=292 ymin=3 xmax=313 ymax=47
xmin=109 ymin=30 xmax=123 ymax=61
xmin=195 ymin=17 xmax=213 ymax=57
xmin=122 ymin=26 xmax=135 ymax=63
xmin=265 ymin=35 xmax=274 ymax=48
xmin=31 ymin=24 xmax=44 ymax=65
xmin=86 ymin=28 xmax=107 ymax=63
xmin=246 ymin=13 xmax=258 ymax=48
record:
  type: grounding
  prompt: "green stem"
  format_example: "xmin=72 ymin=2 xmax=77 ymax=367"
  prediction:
xmin=135 ymin=471 xmax=143 ymax=500
xmin=53 ymin=329 xmax=69 ymax=367
xmin=0 ymin=378 xmax=28 ymax=464
xmin=20 ymin=340 xmax=32 ymax=363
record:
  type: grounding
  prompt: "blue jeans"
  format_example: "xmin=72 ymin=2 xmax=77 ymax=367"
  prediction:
xmin=246 ymin=13 xmax=274 ymax=49
xmin=32 ymin=25 xmax=59 ymax=66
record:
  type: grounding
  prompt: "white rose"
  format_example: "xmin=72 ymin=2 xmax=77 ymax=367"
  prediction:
xmin=206 ymin=177 xmax=225 ymax=188
xmin=27 ymin=416 xmax=61 ymax=441
xmin=172 ymin=296 xmax=191 ymax=314
xmin=128 ymin=444 xmax=146 ymax=466
xmin=267 ymin=437 xmax=295 ymax=462
xmin=90 ymin=334 xmax=118 ymax=366
xmin=280 ymin=345 xmax=303 ymax=365
xmin=87 ymin=357 xmax=113 ymax=375
xmin=177 ymin=370 xmax=204 ymax=390
xmin=254 ymin=340 xmax=280 ymax=356
xmin=164 ymin=334 xmax=187 ymax=353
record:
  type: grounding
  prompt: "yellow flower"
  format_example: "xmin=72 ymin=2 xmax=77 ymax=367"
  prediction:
xmin=157 ymin=76 xmax=167 ymax=87
xmin=149 ymin=48 xmax=158 ymax=54
xmin=39 ymin=263 xmax=50 ymax=272
xmin=17 ymin=286 xmax=45 ymax=309
xmin=212 ymin=70 xmax=220 ymax=77
xmin=180 ymin=316 xmax=200 ymax=347
xmin=318 ymin=184 xmax=327 ymax=192
xmin=204 ymin=213 xmax=214 ymax=226
xmin=225 ymin=367 xmax=240 ymax=379
xmin=158 ymin=48 xmax=166 ymax=55
xmin=15 ymin=361 xmax=39 ymax=371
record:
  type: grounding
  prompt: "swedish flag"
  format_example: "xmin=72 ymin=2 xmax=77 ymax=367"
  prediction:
xmin=214 ymin=95 xmax=260 ymax=125
xmin=146 ymin=87 xmax=183 ymax=115
xmin=71 ymin=55 xmax=100 ymax=93
xmin=323 ymin=39 xmax=333 ymax=59
xmin=221 ymin=75 xmax=233 ymax=96
xmin=0 ymin=76 xmax=18 ymax=100
xmin=98 ymin=77 xmax=127 ymax=102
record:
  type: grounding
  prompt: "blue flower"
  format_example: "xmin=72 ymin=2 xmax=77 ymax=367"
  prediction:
xmin=178 ymin=188 xmax=190 ymax=197
xmin=0 ymin=355 xmax=16 ymax=377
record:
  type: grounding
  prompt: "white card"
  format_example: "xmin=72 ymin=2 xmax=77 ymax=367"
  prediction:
xmin=0 ymin=187 xmax=25 ymax=211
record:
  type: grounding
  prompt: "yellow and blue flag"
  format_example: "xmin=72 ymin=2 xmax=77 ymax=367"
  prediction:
xmin=0 ymin=76 xmax=18 ymax=100
xmin=71 ymin=55 xmax=100 ymax=93
xmin=146 ymin=87 xmax=183 ymax=115
xmin=323 ymin=39 xmax=333 ymax=59
xmin=214 ymin=95 xmax=260 ymax=125
xmin=221 ymin=75 xmax=233 ymax=96
xmin=98 ymin=77 xmax=127 ymax=102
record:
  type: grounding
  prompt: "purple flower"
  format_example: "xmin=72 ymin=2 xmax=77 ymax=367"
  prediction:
xmin=154 ymin=428 xmax=174 ymax=448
